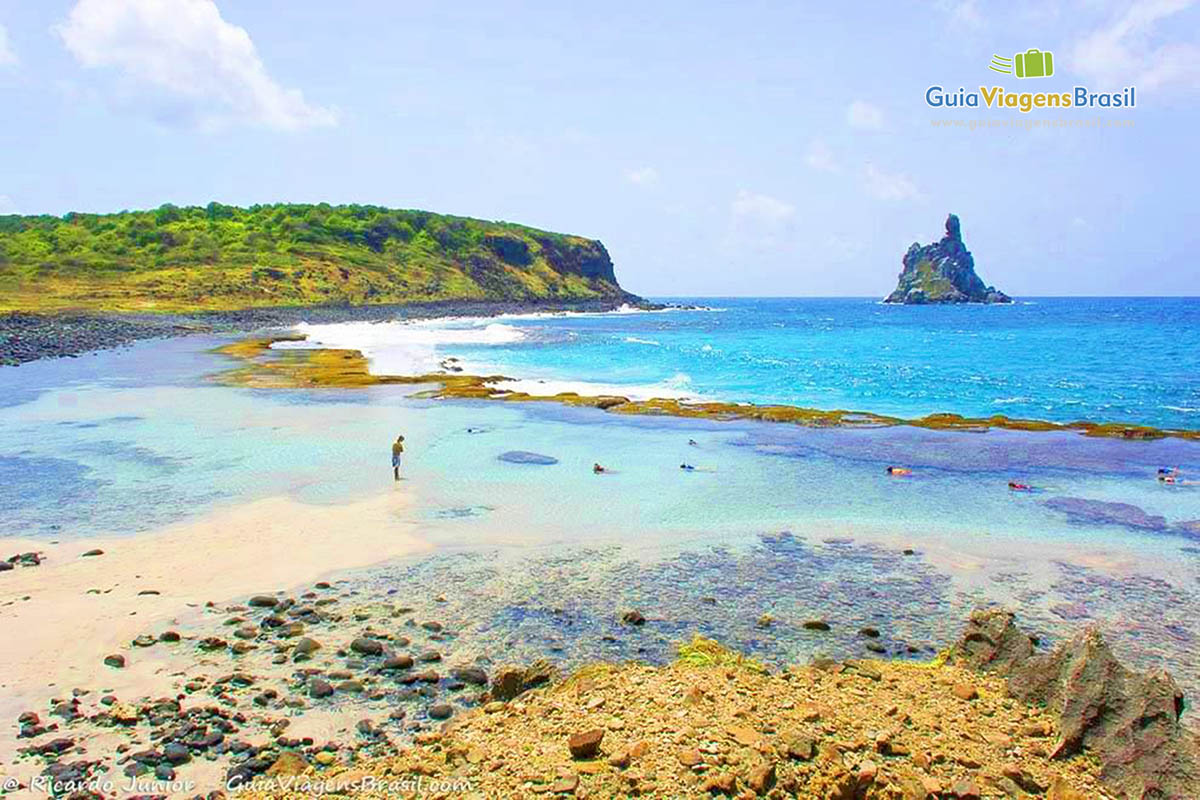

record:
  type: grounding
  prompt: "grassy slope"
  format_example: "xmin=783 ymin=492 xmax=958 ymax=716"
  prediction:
xmin=0 ymin=203 xmax=630 ymax=313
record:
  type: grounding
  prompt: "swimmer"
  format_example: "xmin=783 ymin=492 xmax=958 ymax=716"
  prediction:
xmin=688 ymin=439 xmax=698 ymax=446
xmin=886 ymin=466 xmax=912 ymax=476
xmin=680 ymin=463 xmax=695 ymax=471
xmin=593 ymin=463 xmax=606 ymax=474
xmin=1008 ymin=481 xmax=1033 ymax=492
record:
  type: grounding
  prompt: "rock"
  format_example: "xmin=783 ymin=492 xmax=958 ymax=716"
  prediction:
xmin=497 ymin=450 xmax=559 ymax=465
xmin=491 ymin=659 xmax=557 ymax=701
xmin=350 ymin=637 xmax=384 ymax=656
xmin=952 ymin=683 xmax=979 ymax=701
xmin=0 ymin=561 xmax=12 ymax=572
xmin=701 ymin=772 xmax=737 ymax=794
xmin=80 ymin=549 xmax=104 ymax=557
xmin=678 ymin=748 xmax=703 ymax=767
xmin=567 ymin=729 xmax=604 ymax=759
xmin=428 ymin=703 xmax=453 ymax=720
xmin=950 ymin=778 xmax=981 ymax=799
xmin=417 ymin=649 xmax=442 ymax=663
xmin=884 ymin=214 xmax=1010 ymax=304
xmin=451 ymin=666 xmax=488 ymax=685
xmin=248 ymin=595 xmax=279 ymax=608
xmin=784 ymin=735 xmax=817 ymax=761
xmin=950 ymin=608 xmax=1036 ymax=673
xmin=132 ymin=634 xmax=156 ymax=647
xmin=103 ymin=654 xmax=125 ymax=668
xmin=383 ymin=654 xmax=414 ymax=670
xmin=1046 ymin=776 xmax=1088 ymax=800
xmin=163 ymin=742 xmax=191 ymax=765
xmin=1043 ymin=497 xmax=1170 ymax=533
xmin=756 ymin=613 xmax=774 ymax=628
xmin=308 ymin=678 xmax=334 ymax=699
xmin=747 ymin=761 xmax=776 ymax=794
xmin=549 ymin=772 xmax=579 ymax=793
xmin=293 ymin=637 xmax=321 ymax=657
xmin=314 ymin=751 xmax=337 ymax=766
xmin=960 ymin=608 xmax=1200 ymax=800
xmin=266 ymin=752 xmax=309 ymax=777
xmin=621 ymin=609 xmax=646 ymax=626
xmin=159 ymin=630 xmax=180 ymax=642
xmin=802 ymin=619 xmax=831 ymax=631
xmin=858 ymin=627 xmax=881 ymax=638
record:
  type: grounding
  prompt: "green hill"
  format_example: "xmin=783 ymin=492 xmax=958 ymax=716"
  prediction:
xmin=0 ymin=203 xmax=634 ymax=313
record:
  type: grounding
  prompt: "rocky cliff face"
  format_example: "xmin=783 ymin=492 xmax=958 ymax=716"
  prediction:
xmin=885 ymin=214 xmax=1011 ymax=304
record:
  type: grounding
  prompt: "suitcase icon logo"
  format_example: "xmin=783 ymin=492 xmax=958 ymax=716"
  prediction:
xmin=989 ymin=49 xmax=1054 ymax=78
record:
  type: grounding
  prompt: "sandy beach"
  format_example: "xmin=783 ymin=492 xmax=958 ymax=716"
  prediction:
xmin=0 ymin=489 xmax=428 ymax=732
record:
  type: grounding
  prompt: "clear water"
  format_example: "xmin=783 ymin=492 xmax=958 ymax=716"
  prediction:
xmin=2 ymin=301 xmax=1200 ymax=704
xmin=402 ymin=297 xmax=1200 ymax=430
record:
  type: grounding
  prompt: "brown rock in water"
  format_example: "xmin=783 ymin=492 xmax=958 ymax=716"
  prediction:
xmin=621 ymin=609 xmax=646 ymax=626
xmin=491 ymin=659 xmax=557 ymax=701
xmin=951 ymin=608 xmax=1036 ymax=673
xmin=954 ymin=608 xmax=1200 ymax=800
xmin=567 ymin=728 xmax=603 ymax=759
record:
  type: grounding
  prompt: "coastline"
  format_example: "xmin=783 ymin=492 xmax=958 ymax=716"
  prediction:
xmin=0 ymin=490 xmax=428 ymax=735
xmin=0 ymin=298 xmax=653 ymax=367
xmin=214 ymin=333 xmax=1200 ymax=443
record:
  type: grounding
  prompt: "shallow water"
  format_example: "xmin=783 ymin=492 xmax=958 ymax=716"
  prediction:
xmin=286 ymin=297 xmax=1200 ymax=430
xmin=1 ymin=319 xmax=1199 ymax=711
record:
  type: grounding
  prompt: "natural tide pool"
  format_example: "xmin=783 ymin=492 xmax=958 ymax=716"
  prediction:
xmin=1 ymin=324 xmax=1199 ymax=711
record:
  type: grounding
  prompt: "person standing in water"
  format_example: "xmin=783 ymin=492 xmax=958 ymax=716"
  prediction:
xmin=392 ymin=435 xmax=405 ymax=481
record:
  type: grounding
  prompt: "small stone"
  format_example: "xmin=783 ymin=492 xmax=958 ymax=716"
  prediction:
xmin=158 ymin=630 xmax=181 ymax=643
xmin=756 ymin=613 xmax=774 ymax=628
xmin=952 ymin=684 xmax=979 ymax=701
xmin=550 ymin=773 xmax=579 ymax=794
xmin=428 ymin=703 xmax=453 ymax=720
xmin=621 ymin=609 xmax=646 ymax=626
xmin=1047 ymin=777 xmax=1088 ymax=800
xmin=293 ymin=637 xmax=321 ymax=657
xmin=678 ymin=748 xmax=703 ymax=767
xmin=567 ymin=728 xmax=604 ymax=759
xmin=857 ymin=760 xmax=878 ymax=784
xmin=747 ymin=762 xmax=776 ymax=794
xmin=858 ymin=627 xmax=881 ymax=638
xmin=451 ymin=666 xmax=488 ymax=685
xmin=308 ymin=678 xmax=334 ymax=699
xmin=784 ymin=735 xmax=816 ymax=761
xmin=315 ymin=751 xmax=337 ymax=766
xmin=350 ymin=637 xmax=383 ymax=656
xmin=81 ymin=549 xmax=104 ymax=557
xmin=950 ymin=778 xmax=981 ymax=800
xmin=266 ymin=752 xmax=309 ymax=777
xmin=383 ymin=654 xmax=415 ymax=670
xmin=104 ymin=654 xmax=125 ymax=668
xmin=701 ymin=772 xmax=737 ymax=794
xmin=802 ymin=619 xmax=831 ymax=631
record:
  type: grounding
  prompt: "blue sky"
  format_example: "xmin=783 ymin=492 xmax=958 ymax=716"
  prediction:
xmin=1 ymin=0 xmax=1198 ymax=297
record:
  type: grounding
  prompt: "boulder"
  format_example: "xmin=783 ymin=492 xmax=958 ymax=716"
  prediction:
xmin=491 ymin=659 xmax=558 ymax=701
xmin=953 ymin=608 xmax=1200 ymax=799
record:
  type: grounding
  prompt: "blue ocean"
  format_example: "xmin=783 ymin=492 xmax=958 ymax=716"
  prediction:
xmin=2 ymin=297 xmax=1199 ymax=701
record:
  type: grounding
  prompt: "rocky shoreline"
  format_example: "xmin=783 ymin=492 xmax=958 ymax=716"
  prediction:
xmin=0 ymin=299 xmax=655 ymax=367
xmin=5 ymin=600 xmax=1196 ymax=799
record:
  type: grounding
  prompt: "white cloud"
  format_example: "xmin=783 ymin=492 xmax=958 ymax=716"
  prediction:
xmin=625 ymin=166 xmax=659 ymax=186
xmin=863 ymin=164 xmax=920 ymax=201
xmin=804 ymin=139 xmax=838 ymax=172
xmin=846 ymin=100 xmax=884 ymax=130
xmin=54 ymin=0 xmax=337 ymax=131
xmin=1072 ymin=0 xmax=1200 ymax=93
xmin=731 ymin=190 xmax=795 ymax=224
xmin=947 ymin=0 xmax=984 ymax=30
xmin=0 ymin=23 xmax=18 ymax=65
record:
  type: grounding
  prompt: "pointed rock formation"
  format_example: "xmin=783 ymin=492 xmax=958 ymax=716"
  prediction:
xmin=952 ymin=609 xmax=1200 ymax=800
xmin=885 ymin=214 xmax=1011 ymax=304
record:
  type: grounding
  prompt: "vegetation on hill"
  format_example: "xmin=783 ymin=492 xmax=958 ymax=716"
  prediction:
xmin=0 ymin=203 xmax=631 ymax=313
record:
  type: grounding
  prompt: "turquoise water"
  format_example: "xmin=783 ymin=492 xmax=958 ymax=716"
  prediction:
xmin=433 ymin=297 xmax=1200 ymax=429
xmin=2 ymin=302 xmax=1200 ymax=701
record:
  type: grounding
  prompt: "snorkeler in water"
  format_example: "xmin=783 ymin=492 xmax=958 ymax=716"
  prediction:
xmin=886 ymin=466 xmax=912 ymax=476
xmin=1008 ymin=481 xmax=1033 ymax=492
xmin=680 ymin=463 xmax=695 ymax=471
xmin=593 ymin=463 xmax=607 ymax=474
xmin=688 ymin=439 xmax=698 ymax=446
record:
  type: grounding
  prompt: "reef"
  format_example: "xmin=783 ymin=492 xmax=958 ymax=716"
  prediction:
xmin=213 ymin=335 xmax=1200 ymax=443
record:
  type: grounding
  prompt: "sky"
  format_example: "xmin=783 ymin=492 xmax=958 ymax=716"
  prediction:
xmin=0 ymin=0 xmax=1198 ymax=298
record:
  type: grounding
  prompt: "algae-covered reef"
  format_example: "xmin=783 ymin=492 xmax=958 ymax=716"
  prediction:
xmin=0 ymin=203 xmax=635 ymax=313
xmin=214 ymin=335 xmax=1200 ymax=443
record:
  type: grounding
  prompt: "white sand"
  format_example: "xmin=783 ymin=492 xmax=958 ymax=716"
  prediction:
xmin=0 ymin=489 xmax=429 ymax=729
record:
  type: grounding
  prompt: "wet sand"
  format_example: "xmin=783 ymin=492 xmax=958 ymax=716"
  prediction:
xmin=0 ymin=489 xmax=428 ymax=731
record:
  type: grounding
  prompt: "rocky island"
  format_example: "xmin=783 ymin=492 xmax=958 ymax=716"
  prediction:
xmin=885 ymin=214 xmax=1011 ymax=304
